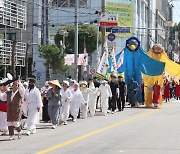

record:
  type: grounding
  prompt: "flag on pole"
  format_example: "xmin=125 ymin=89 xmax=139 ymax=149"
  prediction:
xmin=108 ymin=46 xmax=117 ymax=74
xmin=96 ymin=40 xmax=109 ymax=77
xmin=116 ymin=49 xmax=124 ymax=70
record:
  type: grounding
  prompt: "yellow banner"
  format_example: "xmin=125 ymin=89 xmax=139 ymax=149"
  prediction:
xmin=106 ymin=0 xmax=134 ymax=37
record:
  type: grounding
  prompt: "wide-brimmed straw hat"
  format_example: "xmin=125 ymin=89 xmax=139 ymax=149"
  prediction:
xmin=48 ymin=80 xmax=61 ymax=88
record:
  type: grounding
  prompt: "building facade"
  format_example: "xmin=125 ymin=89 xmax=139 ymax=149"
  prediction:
xmin=0 ymin=0 xmax=27 ymax=78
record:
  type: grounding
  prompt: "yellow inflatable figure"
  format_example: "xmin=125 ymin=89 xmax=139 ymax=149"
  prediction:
xmin=144 ymin=44 xmax=180 ymax=107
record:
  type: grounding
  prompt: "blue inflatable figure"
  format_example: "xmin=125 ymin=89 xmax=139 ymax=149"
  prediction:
xmin=117 ymin=37 xmax=165 ymax=103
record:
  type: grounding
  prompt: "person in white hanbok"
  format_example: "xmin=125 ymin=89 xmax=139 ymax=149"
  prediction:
xmin=0 ymin=79 xmax=9 ymax=135
xmin=69 ymin=80 xmax=76 ymax=91
xmin=59 ymin=81 xmax=72 ymax=125
xmin=24 ymin=77 xmax=43 ymax=135
xmin=80 ymin=81 xmax=91 ymax=119
xmin=88 ymin=82 xmax=99 ymax=117
xmin=70 ymin=82 xmax=87 ymax=122
xmin=98 ymin=80 xmax=112 ymax=116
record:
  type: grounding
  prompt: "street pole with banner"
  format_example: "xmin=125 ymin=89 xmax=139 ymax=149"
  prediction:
xmin=74 ymin=0 xmax=79 ymax=81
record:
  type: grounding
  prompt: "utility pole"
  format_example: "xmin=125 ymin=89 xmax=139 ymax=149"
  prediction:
xmin=74 ymin=0 xmax=78 ymax=81
xmin=101 ymin=0 xmax=106 ymax=55
xmin=46 ymin=0 xmax=50 ymax=80
xmin=11 ymin=40 xmax=16 ymax=77
xmin=147 ymin=0 xmax=151 ymax=50
xmin=25 ymin=43 xmax=30 ymax=80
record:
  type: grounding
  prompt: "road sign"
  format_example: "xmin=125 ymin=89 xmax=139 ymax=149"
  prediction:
xmin=112 ymin=27 xmax=131 ymax=33
xmin=107 ymin=33 xmax=116 ymax=42
xmin=100 ymin=13 xmax=118 ymax=27
xmin=90 ymin=68 xmax=96 ymax=74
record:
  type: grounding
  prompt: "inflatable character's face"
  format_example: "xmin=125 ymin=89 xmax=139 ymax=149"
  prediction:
xmin=152 ymin=44 xmax=163 ymax=54
xmin=127 ymin=39 xmax=139 ymax=51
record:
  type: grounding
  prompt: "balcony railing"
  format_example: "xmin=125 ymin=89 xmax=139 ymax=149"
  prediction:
xmin=0 ymin=0 xmax=26 ymax=30
xmin=0 ymin=39 xmax=26 ymax=66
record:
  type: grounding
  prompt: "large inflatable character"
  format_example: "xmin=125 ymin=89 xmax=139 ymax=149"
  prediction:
xmin=144 ymin=44 xmax=180 ymax=107
xmin=118 ymin=37 xmax=165 ymax=103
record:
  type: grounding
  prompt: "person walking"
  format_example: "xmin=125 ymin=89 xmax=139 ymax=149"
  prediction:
xmin=153 ymin=81 xmax=161 ymax=108
xmin=175 ymin=80 xmax=180 ymax=100
xmin=24 ymin=77 xmax=43 ymax=135
xmin=163 ymin=79 xmax=170 ymax=102
xmin=46 ymin=80 xmax=61 ymax=129
xmin=117 ymin=76 xmax=127 ymax=111
xmin=41 ymin=81 xmax=50 ymax=122
xmin=59 ymin=81 xmax=72 ymax=125
xmin=127 ymin=78 xmax=138 ymax=107
xmin=0 ymin=78 xmax=9 ymax=135
xmin=98 ymin=80 xmax=112 ymax=116
xmin=6 ymin=79 xmax=25 ymax=140
xmin=88 ymin=82 xmax=99 ymax=117
xmin=70 ymin=82 xmax=87 ymax=122
xmin=109 ymin=75 xmax=119 ymax=114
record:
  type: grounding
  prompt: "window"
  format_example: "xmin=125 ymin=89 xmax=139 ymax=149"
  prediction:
xmin=5 ymin=33 xmax=16 ymax=40
xmin=51 ymin=0 xmax=89 ymax=8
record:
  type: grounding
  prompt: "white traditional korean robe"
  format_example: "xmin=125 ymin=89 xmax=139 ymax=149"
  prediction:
xmin=24 ymin=87 xmax=43 ymax=131
xmin=98 ymin=84 xmax=112 ymax=114
xmin=0 ymin=90 xmax=8 ymax=132
xmin=60 ymin=88 xmax=72 ymax=122
xmin=70 ymin=89 xmax=86 ymax=119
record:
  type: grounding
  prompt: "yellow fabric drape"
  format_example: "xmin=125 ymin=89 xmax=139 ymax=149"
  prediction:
xmin=144 ymin=49 xmax=180 ymax=107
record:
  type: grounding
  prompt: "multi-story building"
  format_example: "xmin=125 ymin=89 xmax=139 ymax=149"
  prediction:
xmin=0 ymin=0 xmax=27 ymax=78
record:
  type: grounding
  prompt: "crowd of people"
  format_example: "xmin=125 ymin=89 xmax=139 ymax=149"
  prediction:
xmin=0 ymin=74 xmax=179 ymax=141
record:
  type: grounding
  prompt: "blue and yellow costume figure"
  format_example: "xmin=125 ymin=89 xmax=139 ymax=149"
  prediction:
xmin=118 ymin=37 xmax=165 ymax=104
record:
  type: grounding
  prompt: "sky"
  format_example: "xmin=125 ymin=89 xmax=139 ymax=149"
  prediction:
xmin=173 ymin=0 xmax=180 ymax=24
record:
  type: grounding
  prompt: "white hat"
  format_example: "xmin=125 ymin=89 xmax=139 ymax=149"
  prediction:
xmin=80 ymin=81 xmax=87 ymax=85
xmin=63 ymin=80 xmax=69 ymax=86
xmin=2 ymin=78 xmax=8 ymax=83
xmin=23 ymin=82 xmax=28 ymax=86
xmin=45 ymin=81 xmax=49 ymax=86
xmin=74 ymin=82 xmax=79 ymax=86
xmin=101 ymin=80 xmax=107 ymax=84
xmin=70 ymin=80 xmax=76 ymax=83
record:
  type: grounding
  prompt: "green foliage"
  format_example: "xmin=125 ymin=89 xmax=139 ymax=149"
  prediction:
xmin=54 ymin=24 xmax=101 ymax=54
xmin=39 ymin=45 xmax=67 ymax=74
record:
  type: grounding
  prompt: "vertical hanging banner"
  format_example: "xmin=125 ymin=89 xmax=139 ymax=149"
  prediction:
xmin=105 ymin=0 xmax=134 ymax=37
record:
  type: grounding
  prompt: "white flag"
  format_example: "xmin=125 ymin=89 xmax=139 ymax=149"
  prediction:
xmin=116 ymin=49 xmax=124 ymax=70
xmin=96 ymin=41 xmax=109 ymax=77
xmin=109 ymin=46 xmax=117 ymax=74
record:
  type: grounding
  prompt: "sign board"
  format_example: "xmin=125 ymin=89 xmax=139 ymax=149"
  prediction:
xmin=65 ymin=54 xmax=88 ymax=65
xmin=90 ymin=68 xmax=96 ymax=74
xmin=112 ymin=27 xmax=131 ymax=33
xmin=100 ymin=13 xmax=118 ymax=27
xmin=106 ymin=0 xmax=134 ymax=37
xmin=107 ymin=33 xmax=116 ymax=42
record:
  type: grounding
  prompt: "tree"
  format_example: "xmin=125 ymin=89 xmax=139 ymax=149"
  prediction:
xmin=54 ymin=24 xmax=101 ymax=54
xmin=39 ymin=45 xmax=67 ymax=80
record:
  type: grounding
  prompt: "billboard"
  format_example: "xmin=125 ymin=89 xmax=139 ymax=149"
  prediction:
xmin=106 ymin=0 xmax=134 ymax=37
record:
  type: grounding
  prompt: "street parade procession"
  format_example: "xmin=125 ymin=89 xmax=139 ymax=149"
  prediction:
xmin=0 ymin=36 xmax=180 ymax=141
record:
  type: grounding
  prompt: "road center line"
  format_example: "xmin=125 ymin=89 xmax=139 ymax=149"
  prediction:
xmin=36 ymin=104 xmax=172 ymax=154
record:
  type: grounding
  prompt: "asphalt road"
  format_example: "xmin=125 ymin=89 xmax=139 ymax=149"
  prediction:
xmin=1 ymin=99 xmax=180 ymax=154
